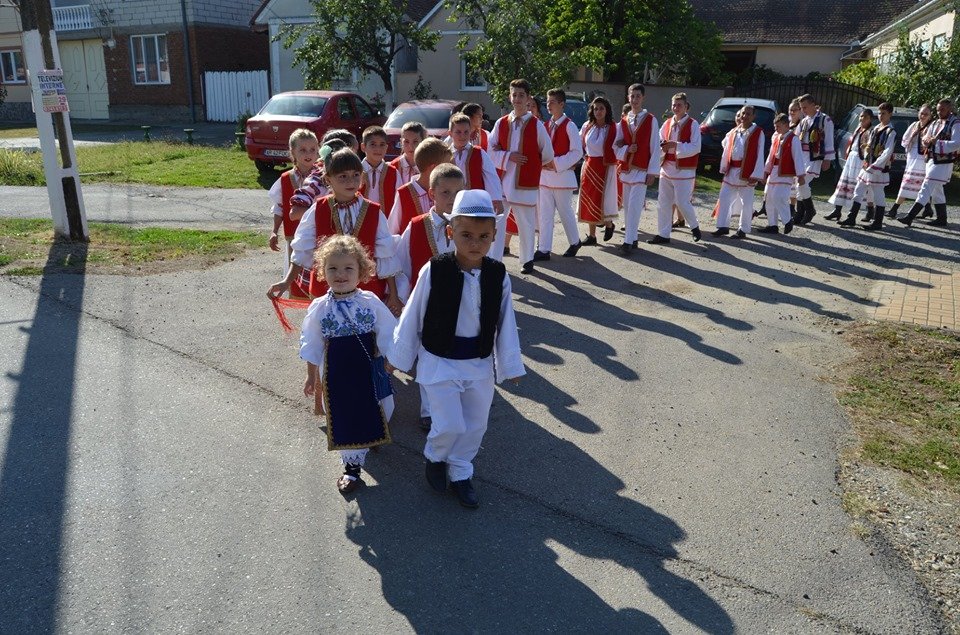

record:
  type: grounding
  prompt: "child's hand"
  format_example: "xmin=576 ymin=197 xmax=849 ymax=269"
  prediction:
xmin=645 ymin=174 xmax=656 ymax=186
xmin=509 ymin=152 xmax=528 ymax=165
xmin=386 ymin=295 xmax=404 ymax=317
xmin=290 ymin=204 xmax=309 ymax=221
xmin=269 ymin=232 xmax=280 ymax=252
xmin=304 ymin=375 xmax=316 ymax=397
xmin=267 ymin=280 xmax=289 ymax=299
xmin=628 ymin=144 xmax=638 ymax=153
xmin=493 ymin=200 xmax=505 ymax=215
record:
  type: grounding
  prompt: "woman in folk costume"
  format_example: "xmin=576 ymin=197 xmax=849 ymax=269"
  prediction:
xmin=300 ymin=235 xmax=397 ymax=495
xmin=887 ymin=104 xmax=933 ymax=220
xmin=825 ymin=109 xmax=874 ymax=221
xmin=577 ymin=96 xmax=619 ymax=245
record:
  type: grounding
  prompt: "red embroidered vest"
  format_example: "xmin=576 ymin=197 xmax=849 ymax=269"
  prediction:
xmin=310 ymin=196 xmax=386 ymax=298
xmin=617 ymin=115 xmax=654 ymax=171
xmin=463 ymin=147 xmax=486 ymax=190
xmin=279 ymin=169 xmax=300 ymax=238
xmin=496 ymin=115 xmax=543 ymax=189
xmin=772 ymin=131 xmax=798 ymax=177
xmin=723 ymin=125 xmax=762 ymax=177
xmin=549 ymin=116 xmax=572 ymax=158
xmin=359 ymin=163 xmax=399 ymax=216
xmin=663 ymin=117 xmax=700 ymax=169
xmin=394 ymin=182 xmax=428 ymax=233
xmin=408 ymin=213 xmax=440 ymax=290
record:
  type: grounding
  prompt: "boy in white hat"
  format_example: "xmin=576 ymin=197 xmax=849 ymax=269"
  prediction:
xmin=390 ymin=189 xmax=525 ymax=509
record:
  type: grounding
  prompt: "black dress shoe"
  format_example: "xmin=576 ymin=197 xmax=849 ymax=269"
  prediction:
xmin=671 ymin=219 xmax=686 ymax=228
xmin=582 ymin=235 xmax=598 ymax=246
xmin=896 ymin=215 xmax=913 ymax=226
xmin=520 ymin=261 xmax=534 ymax=274
xmin=711 ymin=227 xmax=730 ymax=237
xmin=757 ymin=225 xmax=779 ymax=234
xmin=603 ymin=223 xmax=615 ymax=242
xmin=533 ymin=250 xmax=551 ymax=261
xmin=425 ymin=461 xmax=448 ymax=492
xmin=618 ymin=242 xmax=634 ymax=255
xmin=783 ymin=220 xmax=794 ymax=235
xmin=562 ymin=242 xmax=582 ymax=257
xmin=691 ymin=226 xmax=702 ymax=242
xmin=647 ymin=235 xmax=670 ymax=244
xmin=419 ymin=416 xmax=432 ymax=432
xmin=729 ymin=229 xmax=747 ymax=239
xmin=450 ymin=478 xmax=479 ymax=508
xmin=927 ymin=218 xmax=948 ymax=227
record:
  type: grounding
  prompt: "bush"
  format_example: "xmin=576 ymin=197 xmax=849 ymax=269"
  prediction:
xmin=0 ymin=150 xmax=43 ymax=186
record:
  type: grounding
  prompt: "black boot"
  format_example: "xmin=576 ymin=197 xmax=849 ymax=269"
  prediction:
xmin=864 ymin=204 xmax=875 ymax=222
xmin=897 ymin=202 xmax=924 ymax=226
xmin=801 ymin=198 xmax=817 ymax=224
xmin=795 ymin=199 xmax=809 ymax=224
xmin=839 ymin=202 xmax=861 ymax=226
xmin=864 ymin=206 xmax=884 ymax=231
xmin=927 ymin=203 xmax=948 ymax=227
xmin=921 ymin=202 xmax=934 ymax=218
xmin=886 ymin=202 xmax=900 ymax=219
xmin=825 ymin=205 xmax=843 ymax=221
xmin=789 ymin=202 xmax=797 ymax=222
xmin=756 ymin=201 xmax=767 ymax=218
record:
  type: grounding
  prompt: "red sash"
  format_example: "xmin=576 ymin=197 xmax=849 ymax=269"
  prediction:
xmin=496 ymin=115 xmax=543 ymax=189
xmin=393 ymin=182 xmax=427 ymax=233
xmin=617 ymin=115 xmax=654 ymax=171
xmin=310 ymin=196 xmax=386 ymax=299
xmin=663 ymin=117 xmax=699 ymax=169
xmin=464 ymin=147 xmax=486 ymax=190
xmin=359 ymin=163 xmax=399 ymax=216
xmin=408 ymin=213 xmax=440 ymax=290
xmin=722 ymin=125 xmax=762 ymax=177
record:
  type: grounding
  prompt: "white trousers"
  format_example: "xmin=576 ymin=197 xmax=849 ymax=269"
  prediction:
xmin=797 ymin=172 xmax=819 ymax=199
xmin=915 ymin=179 xmax=947 ymax=206
xmin=853 ymin=180 xmax=887 ymax=208
xmin=510 ymin=203 xmax=538 ymax=265
xmin=621 ymin=182 xmax=649 ymax=244
xmin=423 ymin=377 xmax=495 ymax=481
xmin=657 ymin=177 xmax=698 ymax=237
xmin=537 ymin=188 xmax=579 ymax=252
xmin=490 ymin=213 xmax=506 ymax=262
xmin=716 ymin=182 xmax=756 ymax=233
xmin=765 ymin=184 xmax=793 ymax=226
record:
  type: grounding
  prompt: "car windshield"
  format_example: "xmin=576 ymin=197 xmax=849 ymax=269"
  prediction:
xmin=706 ymin=105 xmax=775 ymax=128
xmin=260 ymin=95 xmax=328 ymax=118
xmin=385 ymin=106 xmax=453 ymax=129
xmin=890 ymin=115 xmax=914 ymax=140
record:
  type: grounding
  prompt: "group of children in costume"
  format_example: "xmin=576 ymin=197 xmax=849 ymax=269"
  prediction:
xmin=264 ymin=79 xmax=959 ymax=508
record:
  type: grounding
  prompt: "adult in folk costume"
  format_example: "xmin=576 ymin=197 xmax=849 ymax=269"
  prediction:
xmin=887 ymin=104 xmax=933 ymax=220
xmin=577 ymin=96 xmax=620 ymax=245
xmin=794 ymin=93 xmax=835 ymax=225
xmin=538 ymin=88 xmax=585 ymax=258
xmin=898 ymin=98 xmax=960 ymax=227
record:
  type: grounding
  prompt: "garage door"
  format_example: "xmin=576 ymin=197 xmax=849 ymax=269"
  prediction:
xmin=60 ymin=39 xmax=109 ymax=119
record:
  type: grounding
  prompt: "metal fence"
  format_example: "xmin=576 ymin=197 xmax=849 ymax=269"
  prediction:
xmin=734 ymin=78 xmax=884 ymax=118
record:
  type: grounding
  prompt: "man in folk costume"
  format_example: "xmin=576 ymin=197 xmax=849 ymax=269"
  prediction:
xmin=760 ymin=113 xmax=805 ymax=234
xmin=898 ymin=98 xmax=960 ymax=227
xmin=489 ymin=78 xmax=554 ymax=274
xmin=713 ymin=105 xmax=765 ymax=239
xmin=825 ymin=109 xmax=873 ymax=222
xmin=614 ymin=83 xmax=660 ymax=255
xmin=888 ymin=104 xmax=934 ymax=220
xmin=840 ymin=103 xmax=896 ymax=230
xmin=794 ymin=93 xmax=835 ymax=225
xmin=358 ymin=126 xmax=400 ymax=221
xmin=538 ymin=88 xmax=586 ymax=259
xmin=649 ymin=92 xmax=703 ymax=244
xmin=448 ymin=112 xmax=506 ymax=255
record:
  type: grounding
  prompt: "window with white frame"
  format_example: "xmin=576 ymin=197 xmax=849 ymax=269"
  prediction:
xmin=1 ymin=49 xmax=25 ymax=84
xmin=920 ymin=39 xmax=931 ymax=56
xmin=461 ymin=56 xmax=486 ymax=91
xmin=932 ymin=33 xmax=948 ymax=51
xmin=130 ymin=34 xmax=170 ymax=85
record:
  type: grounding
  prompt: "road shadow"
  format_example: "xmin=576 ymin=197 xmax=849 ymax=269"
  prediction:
xmin=0 ymin=241 xmax=87 ymax=633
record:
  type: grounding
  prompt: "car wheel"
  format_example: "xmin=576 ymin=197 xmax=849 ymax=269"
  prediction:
xmin=255 ymin=160 xmax=276 ymax=174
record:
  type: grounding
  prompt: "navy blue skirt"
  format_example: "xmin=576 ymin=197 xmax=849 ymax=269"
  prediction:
xmin=324 ymin=332 xmax=391 ymax=450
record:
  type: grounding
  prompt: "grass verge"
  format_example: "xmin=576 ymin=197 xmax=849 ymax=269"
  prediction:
xmin=0 ymin=218 xmax=267 ymax=275
xmin=838 ymin=322 xmax=960 ymax=491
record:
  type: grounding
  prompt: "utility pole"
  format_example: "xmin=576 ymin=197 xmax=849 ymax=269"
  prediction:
xmin=19 ymin=0 xmax=88 ymax=241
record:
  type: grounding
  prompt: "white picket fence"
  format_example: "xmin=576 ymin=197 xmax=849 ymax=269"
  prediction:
xmin=203 ymin=71 xmax=270 ymax=123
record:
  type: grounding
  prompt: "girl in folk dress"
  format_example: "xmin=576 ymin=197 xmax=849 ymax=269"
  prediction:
xmin=887 ymin=104 xmax=934 ymax=219
xmin=300 ymin=235 xmax=398 ymax=495
xmin=578 ymin=97 xmax=619 ymax=245
xmin=825 ymin=109 xmax=874 ymax=221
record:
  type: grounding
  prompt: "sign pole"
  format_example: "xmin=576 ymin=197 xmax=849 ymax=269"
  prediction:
xmin=20 ymin=0 xmax=88 ymax=241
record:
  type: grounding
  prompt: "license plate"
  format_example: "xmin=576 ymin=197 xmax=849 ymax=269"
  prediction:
xmin=893 ymin=153 xmax=906 ymax=161
xmin=263 ymin=149 xmax=288 ymax=157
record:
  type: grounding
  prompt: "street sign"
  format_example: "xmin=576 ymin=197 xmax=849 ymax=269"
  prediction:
xmin=37 ymin=69 xmax=69 ymax=113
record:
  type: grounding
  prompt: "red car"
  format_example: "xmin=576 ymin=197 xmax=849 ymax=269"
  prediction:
xmin=245 ymin=90 xmax=386 ymax=172
xmin=384 ymin=99 xmax=460 ymax=160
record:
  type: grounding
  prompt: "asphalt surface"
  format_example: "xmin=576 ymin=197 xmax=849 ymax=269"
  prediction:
xmin=1 ymin=185 xmax=958 ymax=633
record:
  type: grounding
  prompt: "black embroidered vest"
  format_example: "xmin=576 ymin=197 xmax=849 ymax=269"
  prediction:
xmin=422 ymin=253 xmax=506 ymax=359
xmin=867 ymin=124 xmax=893 ymax=172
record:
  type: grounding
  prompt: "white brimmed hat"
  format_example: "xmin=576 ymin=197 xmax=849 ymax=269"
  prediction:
xmin=443 ymin=189 xmax=496 ymax=221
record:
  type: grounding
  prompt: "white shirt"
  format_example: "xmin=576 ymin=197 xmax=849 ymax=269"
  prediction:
xmin=390 ymin=261 xmax=525 ymax=385
xmin=765 ymin=131 xmax=806 ymax=186
xmin=299 ymin=289 xmax=397 ymax=371
xmin=361 ymin=159 xmax=390 ymax=207
xmin=387 ymin=179 xmax=431 ymax=235
xmin=393 ymin=154 xmax=418 ymax=186
xmin=489 ymin=112 xmax=554 ymax=207
xmin=267 ymin=168 xmax=306 ymax=216
xmin=290 ymin=197 xmax=398 ymax=277
xmin=540 ymin=115 xmax=584 ymax=189
xmin=451 ymin=143 xmax=504 ymax=202
xmin=659 ymin=114 xmax=702 ymax=179
xmin=613 ymin=110 xmax=661 ymax=183
xmin=720 ymin=124 xmax=765 ymax=183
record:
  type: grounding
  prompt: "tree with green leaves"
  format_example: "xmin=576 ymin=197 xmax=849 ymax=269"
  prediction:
xmin=277 ymin=0 xmax=440 ymax=102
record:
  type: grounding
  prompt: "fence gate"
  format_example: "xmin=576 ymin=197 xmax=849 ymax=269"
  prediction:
xmin=734 ymin=78 xmax=884 ymax=118
xmin=203 ymin=70 xmax=270 ymax=123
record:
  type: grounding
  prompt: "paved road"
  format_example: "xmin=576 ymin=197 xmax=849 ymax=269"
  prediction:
xmin=1 ymin=188 xmax=958 ymax=632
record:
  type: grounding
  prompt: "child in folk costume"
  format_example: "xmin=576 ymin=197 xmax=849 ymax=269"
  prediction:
xmin=388 ymin=137 xmax=453 ymax=235
xmin=614 ymin=84 xmax=660 ymax=255
xmin=395 ymin=164 xmax=464 ymax=431
xmin=300 ymin=235 xmax=397 ymax=495
xmin=887 ymin=104 xmax=933 ymax=221
xmin=359 ymin=126 xmax=400 ymax=218
xmin=899 ymin=98 xmax=960 ymax=227
xmin=461 ymin=103 xmax=489 ymax=151
xmin=289 ymin=129 xmax=360 ymax=216
xmin=649 ymin=92 xmax=703 ymax=244
xmin=759 ymin=113 xmax=805 ymax=234
xmin=825 ymin=109 xmax=873 ymax=222
xmin=390 ymin=189 xmax=525 ymax=509
xmin=268 ymin=128 xmax=319 ymax=299
xmin=577 ymin=96 xmax=619 ymax=246
xmin=538 ymin=88 xmax=585 ymax=258
xmin=392 ymin=121 xmax=427 ymax=186
xmin=794 ymin=93 xmax=835 ymax=225
xmin=713 ymin=105 xmax=765 ymax=239
xmin=502 ymin=94 xmax=546 ymax=259
xmin=489 ymin=79 xmax=555 ymax=275
xmin=448 ymin=112 xmax=505 ymax=224
xmin=842 ymin=103 xmax=897 ymax=230
xmin=757 ymin=99 xmax=805 ymax=221
xmin=267 ymin=149 xmax=402 ymax=315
